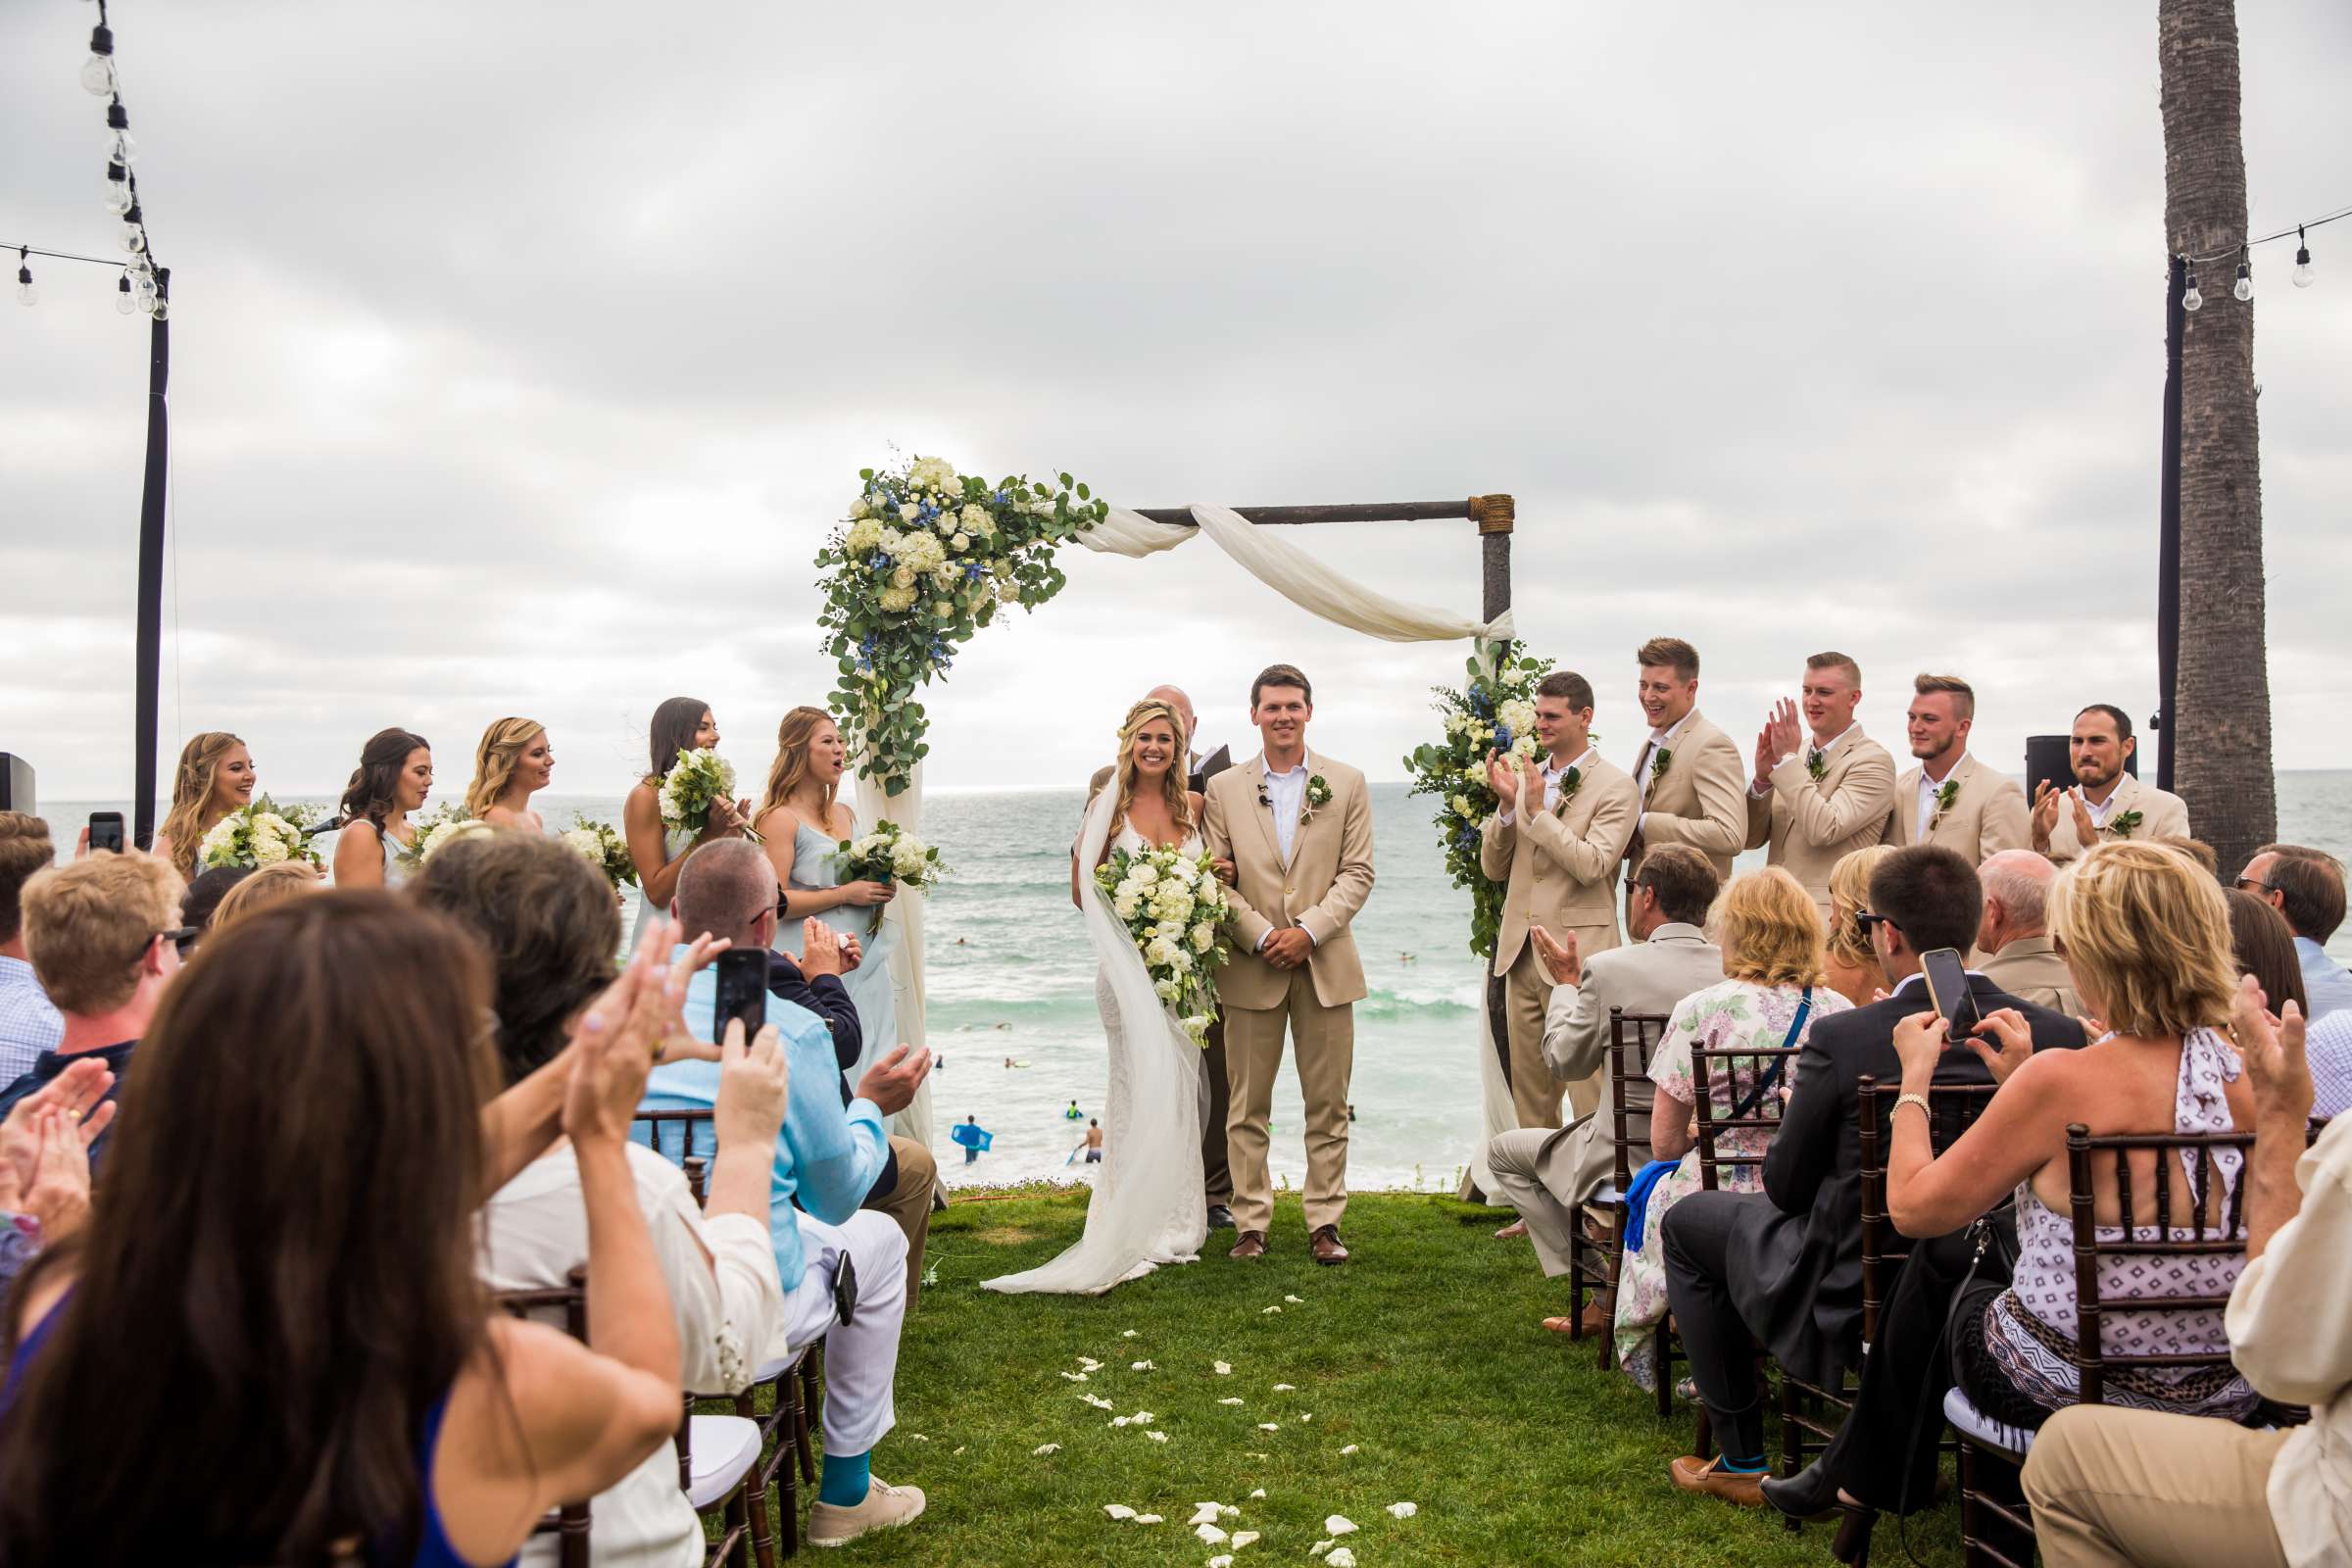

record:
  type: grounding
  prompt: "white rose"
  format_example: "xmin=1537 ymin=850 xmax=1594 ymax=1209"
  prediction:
xmin=1154 ymin=977 xmax=1180 ymax=1002
xmin=997 ymin=584 xmax=1020 ymax=604
xmin=951 ymin=532 xmax=970 ymax=552
xmin=1451 ymin=793 xmax=1476 ymax=819
xmin=849 ymin=496 xmax=871 ymax=519
xmin=1169 ymin=948 xmax=1194 ymax=975
xmin=1112 ymin=878 xmax=1139 ymax=902
xmin=1131 ymin=863 xmax=1159 ymax=887
xmin=892 ymin=846 xmax=929 ymax=880
xmin=898 ymin=502 xmax=920 ymax=523
xmin=1113 ymin=894 xmax=1142 ymax=921
xmin=1190 ymin=921 xmax=1216 ymax=952
xmin=891 ymin=565 xmax=915 ymax=589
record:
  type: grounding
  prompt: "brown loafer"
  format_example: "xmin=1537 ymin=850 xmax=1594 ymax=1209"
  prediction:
xmin=1309 ymin=1225 xmax=1348 ymax=1266
xmin=1668 ymin=1454 xmax=1767 ymax=1507
xmin=1229 ymin=1230 xmax=1268 ymax=1259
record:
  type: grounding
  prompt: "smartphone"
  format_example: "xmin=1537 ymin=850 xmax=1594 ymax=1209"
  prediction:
xmin=1919 ymin=947 xmax=1980 ymax=1039
xmin=87 ymin=811 xmax=125 ymax=855
xmin=710 ymin=948 xmax=768 ymax=1042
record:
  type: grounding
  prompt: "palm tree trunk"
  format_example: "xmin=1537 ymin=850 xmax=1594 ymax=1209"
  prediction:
xmin=2158 ymin=0 xmax=2276 ymax=874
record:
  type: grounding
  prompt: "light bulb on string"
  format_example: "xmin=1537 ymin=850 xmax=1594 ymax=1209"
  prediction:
xmin=122 ymin=220 xmax=146 ymax=255
xmin=2232 ymin=248 xmax=2254 ymax=302
xmin=117 ymin=270 xmax=136 ymax=314
xmin=104 ymin=163 xmax=134 ymax=214
xmin=148 ymin=295 xmax=169 ymax=322
xmin=2181 ymin=262 xmax=2202 ymax=313
xmin=79 ymin=23 xmax=116 ymax=95
xmin=15 ymin=251 xmax=35 ymax=308
xmin=2293 ymin=227 xmax=2316 ymax=288
xmin=127 ymin=253 xmax=153 ymax=282
xmin=105 ymin=104 xmax=136 ymax=166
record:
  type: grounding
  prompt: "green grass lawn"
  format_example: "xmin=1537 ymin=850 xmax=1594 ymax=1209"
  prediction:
xmin=804 ymin=1187 xmax=1968 ymax=1566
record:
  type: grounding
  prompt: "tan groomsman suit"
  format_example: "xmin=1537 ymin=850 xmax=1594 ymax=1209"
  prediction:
xmin=1483 ymin=923 xmax=1723 ymax=1278
xmin=1479 ymin=750 xmax=1638 ymax=1128
xmin=1886 ymin=752 xmax=2031 ymax=861
xmin=1626 ymin=710 xmax=1747 ymax=881
xmin=1202 ymin=751 xmax=1375 ymax=1239
xmin=1981 ymin=936 xmax=2082 ymax=1015
xmin=2039 ymin=772 xmax=2191 ymax=862
xmin=1745 ymin=725 xmax=1898 ymax=914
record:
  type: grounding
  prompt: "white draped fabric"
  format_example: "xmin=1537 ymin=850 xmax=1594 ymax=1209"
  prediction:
xmin=854 ymin=762 xmax=933 ymax=1149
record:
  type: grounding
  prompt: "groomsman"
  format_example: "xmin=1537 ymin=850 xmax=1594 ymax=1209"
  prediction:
xmin=1623 ymin=637 xmax=1746 ymax=883
xmin=1884 ymin=673 xmax=2030 ymax=859
xmin=1744 ymin=652 xmax=1897 ymax=914
xmin=1479 ymin=671 xmax=1638 ymax=1129
xmin=2031 ymin=704 xmax=2190 ymax=862
xmin=1203 ymin=664 xmax=1376 ymax=1266
xmin=1085 ymin=682 xmax=1236 ymax=1229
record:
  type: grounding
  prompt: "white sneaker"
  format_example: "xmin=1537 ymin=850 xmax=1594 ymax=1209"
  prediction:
xmin=808 ymin=1476 xmax=928 ymax=1547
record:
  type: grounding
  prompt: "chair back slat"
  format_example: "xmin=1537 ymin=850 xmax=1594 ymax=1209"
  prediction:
xmin=492 ymin=1266 xmax=593 ymax=1568
xmin=1606 ymin=1009 xmax=1672 ymax=1189
xmin=1856 ymin=1075 xmax=1996 ymax=1345
xmin=633 ymin=1106 xmax=716 ymax=1166
xmin=1690 ymin=1044 xmax=1800 ymax=1192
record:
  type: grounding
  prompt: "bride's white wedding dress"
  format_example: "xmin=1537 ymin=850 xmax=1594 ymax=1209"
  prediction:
xmin=983 ymin=788 xmax=1208 ymax=1296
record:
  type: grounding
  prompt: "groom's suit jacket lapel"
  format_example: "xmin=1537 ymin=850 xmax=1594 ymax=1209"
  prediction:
xmin=1241 ymin=754 xmax=1286 ymax=871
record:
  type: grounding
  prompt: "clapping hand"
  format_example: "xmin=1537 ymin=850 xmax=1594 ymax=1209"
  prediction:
xmin=712 ymin=1018 xmax=790 ymax=1152
xmin=1750 ymin=724 xmax=1778 ymax=793
xmin=564 ymin=923 xmax=690 ymax=1145
xmin=2231 ymin=974 xmax=2313 ymax=1127
xmin=1891 ymin=1010 xmax=1950 ymax=1087
xmin=838 ymin=932 xmax=864 ymax=972
xmin=800 ymin=917 xmax=847 ymax=980
xmin=2064 ymin=786 xmax=2097 ymax=848
xmin=1486 ymin=751 xmax=1521 ymax=809
xmin=856 ymin=1044 xmax=935 ymax=1116
xmin=2030 ymin=780 xmax=2064 ymax=851
xmin=1766 ymin=698 xmax=1803 ymax=762
xmin=649 ymin=922 xmax=731 ymax=1065
xmin=1530 ymin=923 xmax=1582 ymax=988
xmin=21 ymin=1109 xmax=93 ymax=1241
xmin=0 ymin=1057 xmax=117 ymax=1201
xmin=1962 ymin=1007 xmax=2034 ymax=1086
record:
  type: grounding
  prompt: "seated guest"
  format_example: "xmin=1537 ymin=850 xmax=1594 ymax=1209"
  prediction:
xmin=176 ymin=863 xmax=251 ymax=948
xmin=1481 ymin=845 xmax=1723 ymax=1334
xmin=1978 ymin=849 xmax=2081 ymax=1014
xmin=2226 ymin=888 xmax=2309 ymax=1026
xmin=2235 ymin=844 xmax=2352 ymax=1019
xmin=1823 ymin=845 xmax=1895 ymax=1007
xmin=1664 ymin=846 xmax=2084 ymax=1506
xmin=0 ymin=894 xmax=688 ymax=1564
xmin=0 ymin=1057 xmax=114 ymax=1290
xmin=416 ymin=833 xmax=789 ymax=1568
xmin=2158 ymin=835 xmax=2221 ymax=878
xmin=0 ymin=814 xmax=62 ymax=1084
xmin=0 ymin=850 xmax=185 ymax=1171
xmin=2302 ymin=1007 xmax=2352 ymax=1118
xmin=1887 ymin=844 xmax=2260 ymax=1436
xmin=2024 ymin=987 xmax=2352 ymax=1567
xmin=1613 ymin=868 xmax=1849 ymax=1388
xmin=646 ymin=839 xmax=933 ymax=1546
xmin=206 ymin=859 xmax=322 ymax=938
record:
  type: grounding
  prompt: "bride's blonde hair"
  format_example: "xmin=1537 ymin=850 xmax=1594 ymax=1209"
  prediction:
xmin=1109 ymin=699 xmax=1194 ymax=843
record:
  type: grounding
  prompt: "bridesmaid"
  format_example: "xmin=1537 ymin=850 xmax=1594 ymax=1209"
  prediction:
xmin=466 ymin=717 xmax=555 ymax=832
xmin=621 ymin=697 xmax=749 ymax=949
xmin=328 ymin=728 xmax=433 ymax=889
xmin=753 ymin=707 xmax=897 ymax=1084
xmin=152 ymin=732 xmax=254 ymax=879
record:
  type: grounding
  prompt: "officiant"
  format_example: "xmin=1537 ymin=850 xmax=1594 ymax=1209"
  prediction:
xmin=1084 ymin=683 xmax=1238 ymax=1230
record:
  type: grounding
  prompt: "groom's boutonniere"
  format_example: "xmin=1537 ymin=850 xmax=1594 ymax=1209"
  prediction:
xmin=1928 ymin=778 xmax=1960 ymax=831
xmin=1649 ymin=748 xmax=1672 ymax=785
xmin=2104 ymin=808 xmax=2144 ymax=839
xmin=1551 ymin=765 xmax=1584 ymax=816
xmin=1806 ymin=748 xmax=1829 ymax=782
xmin=1300 ymin=775 xmax=1334 ymax=821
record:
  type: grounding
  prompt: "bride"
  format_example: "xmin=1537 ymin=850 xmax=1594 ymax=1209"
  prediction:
xmin=985 ymin=698 xmax=1213 ymax=1295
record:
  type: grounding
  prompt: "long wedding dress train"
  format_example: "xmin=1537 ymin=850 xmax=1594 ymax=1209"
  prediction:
xmin=982 ymin=787 xmax=1208 ymax=1296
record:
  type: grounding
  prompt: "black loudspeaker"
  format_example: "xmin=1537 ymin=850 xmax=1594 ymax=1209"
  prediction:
xmin=2024 ymin=734 xmax=2138 ymax=797
xmin=0 ymin=755 xmax=31 ymax=815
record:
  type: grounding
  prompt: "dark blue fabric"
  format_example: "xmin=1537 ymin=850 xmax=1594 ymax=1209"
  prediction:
xmin=1621 ymin=1157 xmax=1681 ymax=1253
xmin=412 ymin=1391 xmax=515 ymax=1568
xmin=0 ymin=1042 xmax=135 ymax=1177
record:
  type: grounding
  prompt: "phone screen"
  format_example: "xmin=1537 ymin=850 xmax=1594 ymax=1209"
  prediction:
xmin=87 ymin=811 xmax=125 ymax=855
xmin=710 ymin=949 xmax=768 ymax=1042
xmin=1918 ymin=947 xmax=1979 ymax=1039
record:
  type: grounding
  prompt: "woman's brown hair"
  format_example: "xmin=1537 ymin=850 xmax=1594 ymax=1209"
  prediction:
xmin=760 ymin=706 xmax=840 ymax=827
xmin=336 ymin=727 xmax=430 ymax=837
xmin=0 ymin=892 xmax=499 ymax=1564
xmin=645 ymin=696 xmax=710 ymax=786
xmin=157 ymin=730 xmax=244 ymax=880
xmin=2224 ymin=887 xmax=2309 ymax=1021
xmin=1107 ymin=699 xmax=1195 ymax=843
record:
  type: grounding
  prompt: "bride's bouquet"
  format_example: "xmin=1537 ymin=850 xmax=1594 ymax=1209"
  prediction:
xmin=659 ymin=748 xmax=758 ymax=842
xmin=562 ymin=815 xmax=638 ymax=888
xmin=198 ymin=797 xmax=322 ymax=871
xmin=1094 ymin=844 xmax=1231 ymax=1046
xmin=834 ymin=822 xmax=943 ymax=931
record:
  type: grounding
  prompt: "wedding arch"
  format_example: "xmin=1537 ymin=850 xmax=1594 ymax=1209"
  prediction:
xmin=816 ymin=461 xmax=1526 ymax=1197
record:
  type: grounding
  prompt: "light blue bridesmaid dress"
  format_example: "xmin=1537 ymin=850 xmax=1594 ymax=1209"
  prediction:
xmin=774 ymin=819 xmax=899 ymax=1091
xmin=627 ymin=824 xmax=698 ymax=952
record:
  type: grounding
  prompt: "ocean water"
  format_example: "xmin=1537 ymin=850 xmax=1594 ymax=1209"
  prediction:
xmin=34 ymin=773 xmax=2352 ymax=1195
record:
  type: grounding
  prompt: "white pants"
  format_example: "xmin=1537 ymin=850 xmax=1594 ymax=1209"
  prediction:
xmin=774 ymin=1208 xmax=908 ymax=1458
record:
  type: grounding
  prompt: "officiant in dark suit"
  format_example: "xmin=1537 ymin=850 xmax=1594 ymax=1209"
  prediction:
xmin=1084 ymin=684 xmax=1237 ymax=1229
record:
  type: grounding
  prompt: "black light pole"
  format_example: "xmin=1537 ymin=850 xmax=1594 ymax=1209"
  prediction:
xmin=2156 ymin=254 xmax=2184 ymax=794
xmin=131 ymin=268 xmax=170 ymax=849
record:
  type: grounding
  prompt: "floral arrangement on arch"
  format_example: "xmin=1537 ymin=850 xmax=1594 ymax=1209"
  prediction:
xmin=815 ymin=455 xmax=1109 ymax=798
xmin=1400 ymin=640 xmax=1554 ymax=959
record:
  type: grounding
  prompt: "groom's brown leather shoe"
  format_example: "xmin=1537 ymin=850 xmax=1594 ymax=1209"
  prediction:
xmin=1309 ymin=1225 xmax=1349 ymax=1266
xmin=1229 ymin=1231 xmax=1267 ymax=1259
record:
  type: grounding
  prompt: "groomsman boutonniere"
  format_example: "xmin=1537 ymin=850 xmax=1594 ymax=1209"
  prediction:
xmin=1806 ymin=748 xmax=1829 ymax=782
xmin=1929 ymin=778 xmax=1960 ymax=832
xmin=1300 ymin=775 xmax=1334 ymax=821
xmin=1551 ymin=765 xmax=1584 ymax=816
xmin=1649 ymin=748 xmax=1672 ymax=786
xmin=2104 ymin=808 xmax=2144 ymax=840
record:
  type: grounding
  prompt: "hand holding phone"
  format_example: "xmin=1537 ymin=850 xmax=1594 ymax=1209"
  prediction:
xmin=86 ymin=812 xmax=124 ymax=856
xmin=1918 ymin=947 xmax=1980 ymax=1041
xmin=710 ymin=948 xmax=768 ymax=1044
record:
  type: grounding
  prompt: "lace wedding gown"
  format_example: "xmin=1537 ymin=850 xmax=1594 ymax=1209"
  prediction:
xmin=983 ymin=789 xmax=1209 ymax=1296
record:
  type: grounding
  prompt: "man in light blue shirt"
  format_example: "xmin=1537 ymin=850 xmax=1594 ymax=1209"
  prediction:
xmin=2236 ymin=845 xmax=2352 ymax=1021
xmin=640 ymin=839 xmax=936 ymax=1547
xmin=0 ymin=814 xmax=64 ymax=1084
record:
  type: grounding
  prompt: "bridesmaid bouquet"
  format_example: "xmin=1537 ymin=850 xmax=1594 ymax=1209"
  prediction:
xmin=1094 ymin=844 xmax=1231 ymax=1046
xmin=562 ymin=815 xmax=639 ymax=888
xmin=659 ymin=748 xmax=758 ymax=842
xmin=400 ymin=804 xmax=491 ymax=868
xmin=1401 ymin=638 xmax=1555 ymax=959
xmin=198 ymin=797 xmax=321 ymax=870
xmin=835 ymin=822 xmax=943 ymax=931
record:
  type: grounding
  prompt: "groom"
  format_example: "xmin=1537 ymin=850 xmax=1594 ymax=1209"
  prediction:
xmin=1202 ymin=663 xmax=1376 ymax=1265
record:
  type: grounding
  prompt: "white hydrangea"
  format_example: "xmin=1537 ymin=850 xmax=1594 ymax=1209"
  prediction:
xmin=906 ymin=455 xmax=957 ymax=493
xmin=879 ymin=586 xmax=916 ymax=613
xmin=562 ymin=827 xmax=602 ymax=861
xmin=845 ymin=517 xmax=882 ymax=554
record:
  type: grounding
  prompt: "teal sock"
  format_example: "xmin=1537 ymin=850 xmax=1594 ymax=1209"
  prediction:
xmin=1719 ymin=1453 xmax=1769 ymax=1474
xmin=819 ymin=1450 xmax=872 ymax=1507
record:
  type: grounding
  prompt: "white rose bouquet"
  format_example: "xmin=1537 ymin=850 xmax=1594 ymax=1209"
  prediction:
xmin=411 ymin=806 xmax=493 ymax=864
xmin=563 ymin=815 xmax=638 ymax=888
xmin=658 ymin=748 xmax=756 ymax=843
xmin=1093 ymin=843 xmax=1232 ymax=1047
xmin=198 ymin=797 xmax=321 ymax=871
xmin=833 ymin=821 xmax=943 ymax=932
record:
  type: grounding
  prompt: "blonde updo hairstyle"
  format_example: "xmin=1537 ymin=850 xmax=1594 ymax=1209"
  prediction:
xmin=1712 ymin=866 xmax=1829 ymax=989
xmin=464 ymin=718 xmax=545 ymax=819
xmin=760 ymin=707 xmax=840 ymax=827
xmin=159 ymin=731 xmax=246 ymax=881
xmin=2046 ymin=841 xmax=2237 ymax=1039
xmin=1826 ymin=845 xmax=1898 ymax=974
xmin=1108 ymin=699 xmax=1194 ymax=843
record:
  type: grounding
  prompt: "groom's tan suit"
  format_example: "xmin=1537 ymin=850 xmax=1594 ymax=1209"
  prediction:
xmin=1203 ymin=751 xmax=1375 ymax=1238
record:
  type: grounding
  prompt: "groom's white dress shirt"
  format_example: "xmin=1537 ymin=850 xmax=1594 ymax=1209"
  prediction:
xmin=1263 ymin=757 xmax=1309 ymax=863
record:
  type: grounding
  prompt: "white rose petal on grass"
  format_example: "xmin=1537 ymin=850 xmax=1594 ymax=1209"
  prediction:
xmin=1272 ymin=1383 xmax=1296 ymax=1392
xmin=1387 ymin=1501 xmax=1420 ymax=1519
xmin=1083 ymin=1395 xmax=1114 ymax=1410
xmin=1257 ymin=1422 xmax=1280 ymax=1432
xmin=1190 ymin=1504 xmax=1224 ymax=1526
xmin=1103 ymin=1504 xmax=1138 ymax=1521
xmin=1032 ymin=1444 xmax=1061 ymax=1456
xmin=1262 ymin=1305 xmax=1283 ymax=1315
xmin=1196 ymin=1524 xmax=1229 ymax=1545
xmin=907 ymin=1434 xmax=928 ymax=1443
xmin=1060 ymin=1371 xmax=1090 ymax=1382
xmin=1209 ymin=1558 xmax=1235 ymax=1568
xmin=1148 ymin=1430 xmax=1170 ymax=1443
xmin=1340 ymin=1445 xmax=1360 ymax=1455
xmin=1213 ymin=1360 xmax=1234 ymax=1376
xmin=1135 ymin=1513 xmax=1163 ymax=1525
xmin=1111 ymin=1417 xmax=1132 ymax=1428
xmin=1122 ymin=1329 xmax=1141 ymax=1339
xmin=1327 ymin=1550 xmax=1357 ymax=1568
xmin=1231 ymin=1531 xmax=1260 ymax=1549
xmin=1250 ymin=1489 xmax=1267 ymax=1499
xmin=1218 ymin=1396 xmax=1246 ymax=1405
xmin=1300 ymin=1414 xmax=1313 ymax=1423
xmin=1078 ymin=1357 xmax=1102 ymax=1372
xmin=1309 ymin=1544 xmax=1332 ymax=1560
xmin=1325 ymin=1515 xmax=1358 ymax=1537
xmin=1132 ymin=1360 xmax=1156 ymax=1371
xmin=1285 ymin=1295 xmax=1304 ymax=1304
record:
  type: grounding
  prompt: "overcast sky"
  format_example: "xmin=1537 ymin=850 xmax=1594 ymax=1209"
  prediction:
xmin=5 ymin=2 xmax=2350 ymax=809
